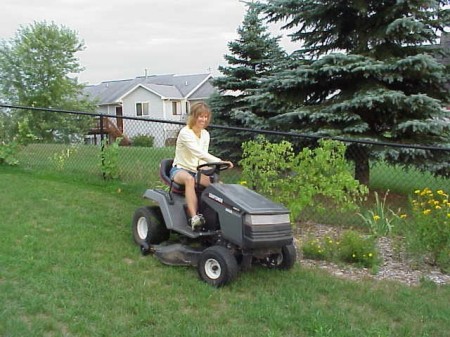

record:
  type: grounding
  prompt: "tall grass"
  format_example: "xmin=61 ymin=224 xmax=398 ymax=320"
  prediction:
xmin=370 ymin=161 xmax=449 ymax=194
xmin=1 ymin=166 xmax=449 ymax=336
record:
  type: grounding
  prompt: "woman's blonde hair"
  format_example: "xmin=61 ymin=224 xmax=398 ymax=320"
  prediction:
xmin=187 ymin=102 xmax=211 ymax=128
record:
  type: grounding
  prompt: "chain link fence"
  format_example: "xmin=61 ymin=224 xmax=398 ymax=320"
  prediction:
xmin=1 ymin=104 xmax=449 ymax=226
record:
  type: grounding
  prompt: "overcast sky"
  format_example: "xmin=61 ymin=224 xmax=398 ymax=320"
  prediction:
xmin=0 ymin=0 xmax=296 ymax=85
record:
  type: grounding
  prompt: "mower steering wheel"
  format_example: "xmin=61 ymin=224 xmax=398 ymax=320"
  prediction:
xmin=196 ymin=162 xmax=232 ymax=176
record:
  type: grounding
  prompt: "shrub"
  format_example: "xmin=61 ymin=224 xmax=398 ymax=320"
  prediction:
xmin=302 ymin=235 xmax=338 ymax=261
xmin=132 ymin=134 xmax=154 ymax=147
xmin=240 ymin=137 xmax=368 ymax=220
xmin=0 ymin=141 xmax=19 ymax=166
xmin=405 ymin=188 xmax=450 ymax=272
xmin=337 ymin=230 xmax=379 ymax=269
xmin=100 ymin=137 xmax=121 ymax=180
xmin=301 ymin=230 xmax=379 ymax=269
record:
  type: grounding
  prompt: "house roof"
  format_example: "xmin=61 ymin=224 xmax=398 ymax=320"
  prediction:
xmin=85 ymin=73 xmax=215 ymax=105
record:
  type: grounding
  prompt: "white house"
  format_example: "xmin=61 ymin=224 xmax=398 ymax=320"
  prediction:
xmin=84 ymin=73 xmax=216 ymax=146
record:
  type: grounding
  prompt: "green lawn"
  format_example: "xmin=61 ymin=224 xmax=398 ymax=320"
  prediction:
xmin=1 ymin=166 xmax=449 ymax=337
xmin=370 ymin=161 xmax=449 ymax=194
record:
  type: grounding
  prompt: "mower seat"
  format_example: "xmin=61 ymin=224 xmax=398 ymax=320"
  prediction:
xmin=160 ymin=158 xmax=185 ymax=194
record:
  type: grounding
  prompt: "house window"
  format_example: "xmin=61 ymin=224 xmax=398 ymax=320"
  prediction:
xmin=136 ymin=102 xmax=149 ymax=116
xmin=172 ymin=101 xmax=181 ymax=115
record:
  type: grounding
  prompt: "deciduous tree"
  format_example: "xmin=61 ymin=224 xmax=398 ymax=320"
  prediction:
xmin=0 ymin=21 xmax=96 ymax=142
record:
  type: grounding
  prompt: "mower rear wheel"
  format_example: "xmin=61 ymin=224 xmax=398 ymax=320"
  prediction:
xmin=198 ymin=246 xmax=238 ymax=287
xmin=132 ymin=206 xmax=170 ymax=246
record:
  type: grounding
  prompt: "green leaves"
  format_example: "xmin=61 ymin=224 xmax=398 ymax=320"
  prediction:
xmin=406 ymin=188 xmax=450 ymax=271
xmin=100 ymin=137 xmax=122 ymax=180
xmin=0 ymin=21 xmax=97 ymax=142
xmin=358 ymin=191 xmax=404 ymax=237
xmin=0 ymin=141 xmax=19 ymax=166
xmin=240 ymin=137 xmax=368 ymax=221
xmin=251 ymin=0 xmax=450 ymax=179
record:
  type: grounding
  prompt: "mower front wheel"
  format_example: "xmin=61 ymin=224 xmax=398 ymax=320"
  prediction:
xmin=278 ymin=243 xmax=297 ymax=270
xmin=261 ymin=243 xmax=297 ymax=270
xmin=132 ymin=206 xmax=170 ymax=246
xmin=198 ymin=246 xmax=238 ymax=287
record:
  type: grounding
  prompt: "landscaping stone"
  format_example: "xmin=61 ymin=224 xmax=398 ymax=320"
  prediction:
xmin=296 ymin=223 xmax=450 ymax=286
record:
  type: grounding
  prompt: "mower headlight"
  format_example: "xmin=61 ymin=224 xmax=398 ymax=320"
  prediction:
xmin=244 ymin=214 xmax=290 ymax=226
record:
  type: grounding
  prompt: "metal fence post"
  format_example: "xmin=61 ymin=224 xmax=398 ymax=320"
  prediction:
xmin=100 ymin=115 xmax=106 ymax=179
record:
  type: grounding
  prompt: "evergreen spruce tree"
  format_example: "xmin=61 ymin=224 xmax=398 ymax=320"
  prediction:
xmin=209 ymin=2 xmax=286 ymax=162
xmin=256 ymin=0 xmax=450 ymax=183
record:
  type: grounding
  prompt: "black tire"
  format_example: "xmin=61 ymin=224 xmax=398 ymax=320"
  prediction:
xmin=132 ymin=206 xmax=170 ymax=246
xmin=278 ymin=243 xmax=297 ymax=270
xmin=198 ymin=246 xmax=239 ymax=287
xmin=261 ymin=243 xmax=297 ymax=270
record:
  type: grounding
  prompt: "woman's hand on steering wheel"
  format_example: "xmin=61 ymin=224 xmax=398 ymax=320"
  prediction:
xmin=223 ymin=161 xmax=234 ymax=169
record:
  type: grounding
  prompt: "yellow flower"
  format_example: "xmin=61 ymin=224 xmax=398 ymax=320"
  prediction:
xmin=447 ymin=213 xmax=450 ymax=219
xmin=368 ymin=253 xmax=373 ymax=257
xmin=239 ymin=181 xmax=247 ymax=185
xmin=435 ymin=205 xmax=441 ymax=210
xmin=373 ymin=215 xmax=381 ymax=221
xmin=400 ymin=214 xmax=407 ymax=219
xmin=437 ymin=190 xmax=448 ymax=197
xmin=423 ymin=209 xmax=431 ymax=215
xmin=414 ymin=189 xmax=421 ymax=194
xmin=352 ymin=253 xmax=356 ymax=258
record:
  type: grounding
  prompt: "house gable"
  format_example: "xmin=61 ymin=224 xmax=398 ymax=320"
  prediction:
xmin=121 ymin=86 xmax=164 ymax=119
xmin=120 ymin=83 xmax=183 ymax=101
xmin=188 ymin=78 xmax=215 ymax=100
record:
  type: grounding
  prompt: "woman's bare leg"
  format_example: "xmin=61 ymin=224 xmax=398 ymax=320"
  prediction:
xmin=173 ymin=170 xmax=197 ymax=217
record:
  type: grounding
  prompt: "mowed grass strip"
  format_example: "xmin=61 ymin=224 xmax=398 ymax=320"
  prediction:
xmin=1 ymin=168 xmax=449 ymax=337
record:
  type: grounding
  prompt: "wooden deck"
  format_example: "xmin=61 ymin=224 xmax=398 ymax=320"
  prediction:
xmin=89 ymin=116 xmax=131 ymax=146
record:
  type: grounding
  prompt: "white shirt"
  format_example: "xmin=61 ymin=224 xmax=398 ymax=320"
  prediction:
xmin=173 ymin=126 xmax=221 ymax=172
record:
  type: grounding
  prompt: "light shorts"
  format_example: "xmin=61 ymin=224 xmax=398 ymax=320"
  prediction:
xmin=169 ymin=166 xmax=196 ymax=181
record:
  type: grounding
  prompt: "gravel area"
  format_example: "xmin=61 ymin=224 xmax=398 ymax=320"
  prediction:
xmin=296 ymin=224 xmax=450 ymax=286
